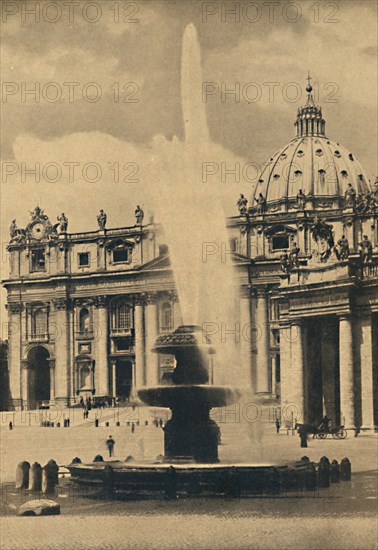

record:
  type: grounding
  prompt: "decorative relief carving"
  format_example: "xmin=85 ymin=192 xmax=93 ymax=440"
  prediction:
xmin=7 ymin=302 xmax=22 ymax=314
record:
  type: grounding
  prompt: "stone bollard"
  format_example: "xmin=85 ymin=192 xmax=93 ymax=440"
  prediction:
xmin=330 ymin=460 xmax=340 ymax=483
xmin=340 ymin=458 xmax=352 ymax=481
xmin=71 ymin=457 xmax=81 ymax=464
xmin=125 ymin=455 xmax=134 ymax=462
xmin=56 ymin=422 xmax=60 ymax=428
xmin=304 ymin=463 xmax=317 ymax=491
xmin=317 ymin=458 xmax=330 ymax=488
xmin=95 ymin=419 xmax=99 ymax=427
xmin=165 ymin=466 xmax=177 ymax=500
xmin=29 ymin=462 xmax=43 ymax=491
xmin=42 ymin=461 xmax=59 ymax=495
xmin=105 ymin=421 xmax=109 ymax=427
xmin=116 ymin=421 xmax=120 ymax=427
xmin=93 ymin=455 xmax=104 ymax=462
xmin=103 ymin=464 xmax=115 ymax=496
xmin=301 ymin=456 xmax=310 ymax=463
xmin=15 ymin=461 xmax=30 ymax=490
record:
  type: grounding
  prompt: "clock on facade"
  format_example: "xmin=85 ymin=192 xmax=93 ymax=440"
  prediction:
xmin=31 ymin=222 xmax=46 ymax=240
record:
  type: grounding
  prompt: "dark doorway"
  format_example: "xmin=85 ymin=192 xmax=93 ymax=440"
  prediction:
xmin=27 ymin=346 xmax=50 ymax=409
xmin=116 ymin=360 xmax=132 ymax=399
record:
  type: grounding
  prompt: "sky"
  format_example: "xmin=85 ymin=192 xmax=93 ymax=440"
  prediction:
xmin=0 ymin=0 xmax=377 ymax=317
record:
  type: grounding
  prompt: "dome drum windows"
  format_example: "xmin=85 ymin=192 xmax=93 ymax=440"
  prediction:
xmin=265 ymin=224 xmax=297 ymax=254
xmin=315 ymin=148 xmax=323 ymax=157
xmin=341 ymin=170 xmax=348 ymax=177
xmin=334 ymin=150 xmax=341 ymax=158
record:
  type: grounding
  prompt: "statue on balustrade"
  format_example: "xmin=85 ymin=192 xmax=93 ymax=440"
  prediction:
xmin=336 ymin=235 xmax=349 ymax=261
xmin=296 ymin=189 xmax=306 ymax=209
xmin=237 ymin=194 xmax=248 ymax=215
xmin=57 ymin=213 xmax=68 ymax=233
xmin=255 ymin=193 xmax=266 ymax=214
xmin=10 ymin=220 xmax=17 ymax=239
xmin=344 ymin=183 xmax=356 ymax=208
xmin=9 ymin=219 xmax=26 ymax=243
xmin=135 ymin=205 xmax=144 ymax=225
xmin=289 ymin=242 xmax=300 ymax=267
xmin=280 ymin=251 xmax=291 ymax=274
xmin=97 ymin=210 xmax=107 ymax=230
xmin=358 ymin=235 xmax=373 ymax=263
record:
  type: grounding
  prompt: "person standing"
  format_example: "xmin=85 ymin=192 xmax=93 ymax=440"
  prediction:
xmin=275 ymin=418 xmax=281 ymax=434
xmin=299 ymin=427 xmax=308 ymax=448
xmin=106 ymin=435 xmax=115 ymax=457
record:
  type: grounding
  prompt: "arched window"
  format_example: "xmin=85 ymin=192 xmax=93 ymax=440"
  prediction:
xmin=318 ymin=169 xmax=326 ymax=185
xmin=117 ymin=304 xmax=132 ymax=330
xmin=79 ymin=308 xmax=90 ymax=333
xmin=32 ymin=309 xmax=47 ymax=337
xmin=161 ymin=303 xmax=173 ymax=332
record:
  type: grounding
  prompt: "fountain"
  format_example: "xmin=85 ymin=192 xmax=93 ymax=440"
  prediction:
xmin=138 ymin=325 xmax=239 ymax=463
xmin=66 ymin=24 xmax=347 ymax=498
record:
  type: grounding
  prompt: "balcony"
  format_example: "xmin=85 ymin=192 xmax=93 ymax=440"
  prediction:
xmin=75 ymin=330 xmax=94 ymax=340
xmin=110 ymin=327 xmax=134 ymax=338
xmin=28 ymin=333 xmax=49 ymax=343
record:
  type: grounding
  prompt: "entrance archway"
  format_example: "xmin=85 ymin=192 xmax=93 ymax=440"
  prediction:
xmin=115 ymin=360 xmax=132 ymax=399
xmin=27 ymin=346 xmax=50 ymax=409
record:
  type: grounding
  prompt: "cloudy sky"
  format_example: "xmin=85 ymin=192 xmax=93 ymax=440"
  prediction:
xmin=0 ymin=0 xmax=377 ymax=313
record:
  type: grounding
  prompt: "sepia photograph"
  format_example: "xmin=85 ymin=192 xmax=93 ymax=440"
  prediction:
xmin=0 ymin=1 xmax=377 ymax=548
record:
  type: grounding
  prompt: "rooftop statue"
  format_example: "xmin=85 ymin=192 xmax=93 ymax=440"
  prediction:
xmin=311 ymin=216 xmax=335 ymax=263
xmin=97 ymin=209 xmax=107 ymax=230
xmin=344 ymin=184 xmax=356 ymax=208
xmin=57 ymin=213 xmax=68 ymax=233
xmin=236 ymin=194 xmax=248 ymax=215
xmin=135 ymin=205 xmax=144 ymax=225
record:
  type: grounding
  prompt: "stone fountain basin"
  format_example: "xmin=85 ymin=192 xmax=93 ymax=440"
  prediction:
xmin=138 ymin=385 xmax=241 ymax=408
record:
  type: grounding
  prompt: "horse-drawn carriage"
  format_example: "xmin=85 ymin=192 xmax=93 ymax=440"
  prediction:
xmin=295 ymin=423 xmax=347 ymax=439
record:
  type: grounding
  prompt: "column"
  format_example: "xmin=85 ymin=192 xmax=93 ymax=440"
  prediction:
xmin=338 ymin=315 xmax=356 ymax=429
xmin=134 ymin=299 xmax=146 ymax=389
xmin=279 ymin=322 xmax=291 ymax=410
xmin=359 ymin=315 xmax=376 ymax=431
xmin=145 ymin=294 xmax=159 ymax=386
xmin=49 ymin=359 xmax=55 ymax=402
xmin=271 ymin=354 xmax=279 ymax=396
xmin=21 ymin=361 xmax=28 ymax=409
xmin=7 ymin=302 xmax=22 ymax=409
xmin=240 ymin=286 xmax=253 ymax=388
xmin=95 ymin=296 xmax=109 ymax=397
xmin=111 ymin=360 xmax=117 ymax=398
xmin=290 ymin=320 xmax=304 ymax=423
xmin=53 ymin=298 xmax=70 ymax=405
xmin=255 ymin=289 xmax=271 ymax=394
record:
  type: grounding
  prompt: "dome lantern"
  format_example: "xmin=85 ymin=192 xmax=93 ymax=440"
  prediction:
xmin=294 ymin=73 xmax=326 ymax=137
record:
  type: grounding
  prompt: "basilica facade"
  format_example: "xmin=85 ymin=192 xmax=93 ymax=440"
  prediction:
xmin=4 ymin=85 xmax=378 ymax=431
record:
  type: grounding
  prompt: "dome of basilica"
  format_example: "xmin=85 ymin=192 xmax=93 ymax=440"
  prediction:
xmin=251 ymin=80 xmax=372 ymax=212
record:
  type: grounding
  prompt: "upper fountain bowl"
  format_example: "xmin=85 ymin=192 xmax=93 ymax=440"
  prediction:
xmin=153 ymin=325 xmax=215 ymax=355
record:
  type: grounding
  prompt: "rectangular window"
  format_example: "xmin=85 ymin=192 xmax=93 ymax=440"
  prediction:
xmin=78 ymin=252 xmax=90 ymax=267
xmin=272 ymin=236 xmax=289 ymax=250
xmin=31 ymin=249 xmax=46 ymax=271
xmin=113 ymin=248 xmax=128 ymax=263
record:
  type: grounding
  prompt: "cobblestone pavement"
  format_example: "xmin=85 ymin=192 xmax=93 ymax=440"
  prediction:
xmin=0 ymin=412 xmax=377 ymax=549
xmin=0 ymin=515 xmax=376 ymax=550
